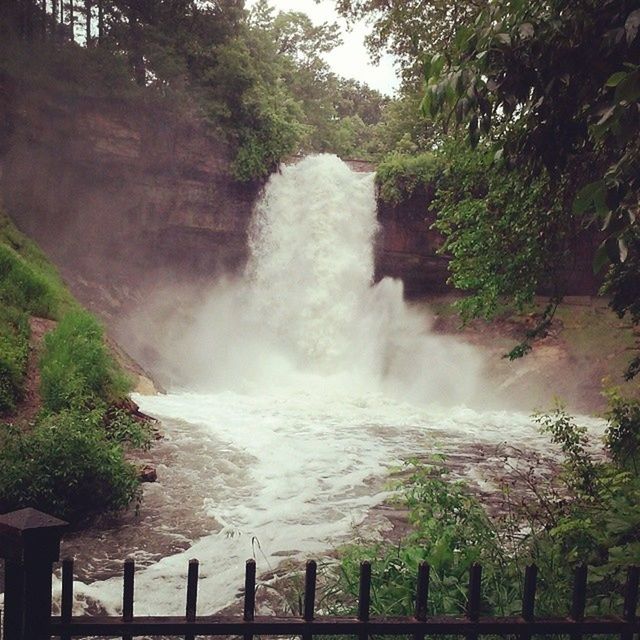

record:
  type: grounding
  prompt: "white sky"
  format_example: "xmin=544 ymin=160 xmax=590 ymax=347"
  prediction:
xmin=246 ymin=0 xmax=400 ymax=95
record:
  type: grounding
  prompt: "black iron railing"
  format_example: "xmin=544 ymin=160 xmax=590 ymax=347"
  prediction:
xmin=1 ymin=508 xmax=639 ymax=639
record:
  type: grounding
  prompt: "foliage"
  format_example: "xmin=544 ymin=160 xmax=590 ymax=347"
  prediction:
xmin=0 ymin=408 xmax=140 ymax=521
xmin=0 ymin=212 xmax=76 ymax=318
xmin=604 ymin=225 xmax=640 ymax=379
xmin=0 ymin=211 xmax=143 ymax=524
xmin=0 ymin=307 xmax=29 ymax=414
xmin=2 ymin=0 xmax=393 ymax=179
xmin=0 ymin=244 xmax=58 ymax=319
xmin=603 ymin=390 xmax=640 ymax=473
xmin=0 ymin=210 xmax=77 ymax=414
xmin=332 ymin=404 xmax=640 ymax=621
xmin=420 ymin=0 xmax=640 ymax=368
xmin=247 ymin=3 xmax=389 ymax=163
xmin=375 ymin=152 xmax=440 ymax=204
xmin=40 ymin=310 xmax=132 ymax=413
xmin=331 ymin=461 xmax=519 ymax=617
xmin=102 ymin=405 xmax=153 ymax=450
xmin=432 ymin=142 xmax=567 ymax=323
xmin=333 ymin=0 xmax=486 ymax=86
xmin=365 ymin=87 xmax=439 ymax=159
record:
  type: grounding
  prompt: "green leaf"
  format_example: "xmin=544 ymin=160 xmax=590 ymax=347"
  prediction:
xmin=573 ymin=181 xmax=605 ymax=214
xmin=615 ymin=71 xmax=640 ymax=104
xmin=625 ymin=8 xmax=640 ymax=44
xmin=431 ymin=53 xmax=446 ymax=78
xmin=606 ymin=71 xmax=627 ymax=87
xmin=619 ymin=237 xmax=629 ymax=262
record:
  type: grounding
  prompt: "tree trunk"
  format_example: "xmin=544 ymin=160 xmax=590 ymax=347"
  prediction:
xmin=58 ymin=0 xmax=64 ymax=41
xmin=51 ymin=0 xmax=57 ymax=37
xmin=68 ymin=0 xmax=74 ymax=41
xmin=84 ymin=0 xmax=91 ymax=44
xmin=128 ymin=7 xmax=145 ymax=86
xmin=97 ymin=0 xmax=102 ymax=42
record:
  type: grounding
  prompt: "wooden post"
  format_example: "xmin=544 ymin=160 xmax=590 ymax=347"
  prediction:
xmin=0 ymin=508 xmax=68 ymax=640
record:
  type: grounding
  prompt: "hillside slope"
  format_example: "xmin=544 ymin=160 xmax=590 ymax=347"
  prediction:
xmin=0 ymin=209 xmax=151 ymax=523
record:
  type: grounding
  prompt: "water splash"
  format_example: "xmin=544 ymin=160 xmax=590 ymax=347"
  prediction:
xmin=158 ymin=154 xmax=483 ymax=406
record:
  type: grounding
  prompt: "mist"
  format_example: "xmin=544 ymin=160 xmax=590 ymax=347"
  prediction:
xmin=120 ymin=155 xmax=490 ymax=408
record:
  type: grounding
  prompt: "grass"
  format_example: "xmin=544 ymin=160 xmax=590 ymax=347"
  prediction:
xmin=0 ymin=212 xmax=77 ymax=319
xmin=0 ymin=306 xmax=29 ymax=413
xmin=0 ymin=209 xmax=145 ymax=522
xmin=40 ymin=310 xmax=132 ymax=413
xmin=0 ymin=210 xmax=78 ymax=412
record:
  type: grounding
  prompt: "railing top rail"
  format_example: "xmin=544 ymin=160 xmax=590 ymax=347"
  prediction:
xmin=48 ymin=613 xmax=640 ymax=636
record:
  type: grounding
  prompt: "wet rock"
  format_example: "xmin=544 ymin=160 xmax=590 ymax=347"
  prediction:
xmin=139 ymin=464 xmax=157 ymax=482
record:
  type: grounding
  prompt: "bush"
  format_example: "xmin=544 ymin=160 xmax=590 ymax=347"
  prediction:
xmin=0 ymin=306 xmax=30 ymax=414
xmin=331 ymin=403 xmax=640 ymax=621
xmin=604 ymin=390 xmax=640 ymax=473
xmin=330 ymin=461 xmax=520 ymax=618
xmin=40 ymin=311 xmax=132 ymax=412
xmin=0 ymin=408 xmax=140 ymax=522
xmin=432 ymin=142 xmax=567 ymax=323
xmin=375 ymin=152 xmax=441 ymax=204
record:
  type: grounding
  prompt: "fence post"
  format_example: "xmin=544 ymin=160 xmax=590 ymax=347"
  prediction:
xmin=0 ymin=508 xmax=68 ymax=640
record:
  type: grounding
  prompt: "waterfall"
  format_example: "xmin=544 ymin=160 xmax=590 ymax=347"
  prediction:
xmin=145 ymin=154 xmax=483 ymax=406
xmin=68 ymin=156 xmax=606 ymax=618
xmin=247 ymin=155 xmax=378 ymax=371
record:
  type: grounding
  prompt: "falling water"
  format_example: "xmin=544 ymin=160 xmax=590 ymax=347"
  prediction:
xmin=151 ymin=154 xmax=484 ymax=405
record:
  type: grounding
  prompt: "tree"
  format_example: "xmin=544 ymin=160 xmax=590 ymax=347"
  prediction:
xmin=420 ymin=0 xmax=640 ymax=368
xmin=333 ymin=0 xmax=487 ymax=85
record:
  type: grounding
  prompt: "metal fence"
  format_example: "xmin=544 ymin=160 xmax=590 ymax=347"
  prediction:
xmin=1 ymin=508 xmax=639 ymax=639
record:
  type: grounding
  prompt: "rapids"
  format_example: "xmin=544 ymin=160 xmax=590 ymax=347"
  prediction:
xmin=56 ymin=156 xmax=604 ymax=615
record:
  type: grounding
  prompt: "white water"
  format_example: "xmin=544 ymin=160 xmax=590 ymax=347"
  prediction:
xmin=61 ymin=155 xmax=605 ymax=615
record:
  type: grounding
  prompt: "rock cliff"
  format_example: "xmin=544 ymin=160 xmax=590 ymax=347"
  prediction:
xmin=0 ymin=74 xmax=261 ymax=323
xmin=0 ymin=76 xmax=600 ymax=329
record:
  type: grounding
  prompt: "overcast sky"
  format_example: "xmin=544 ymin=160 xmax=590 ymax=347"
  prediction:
xmin=245 ymin=0 xmax=400 ymax=95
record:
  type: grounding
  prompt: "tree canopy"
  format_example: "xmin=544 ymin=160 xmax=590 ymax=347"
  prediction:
xmin=1 ymin=0 xmax=390 ymax=177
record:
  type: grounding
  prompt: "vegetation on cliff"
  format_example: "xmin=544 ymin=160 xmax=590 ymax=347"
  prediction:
xmin=1 ymin=0 xmax=390 ymax=179
xmin=0 ymin=210 xmax=148 ymax=522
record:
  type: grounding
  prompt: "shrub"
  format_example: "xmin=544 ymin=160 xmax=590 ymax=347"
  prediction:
xmin=432 ymin=142 xmax=567 ymax=324
xmin=0 ymin=408 xmax=140 ymax=522
xmin=331 ymin=404 xmax=640 ymax=621
xmin=103 ymin=405 xmax=153 ymax=450
xmin=375 ymin=152 xmax=441 ymax=204
xmin=330 ymin=461 xmax=520 ymax=617
xmin=40 ymin=311 xmax=132 ymax=412
xmin=604 ymin=390 xmax=640 ymax=473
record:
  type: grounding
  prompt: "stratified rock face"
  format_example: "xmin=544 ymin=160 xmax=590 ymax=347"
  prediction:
xmin=0 ymin=74 xmax=260 ymax=321
xmin=0 ymin=74 xmax=600 ymax=318
xmin=375 ymin=186 xmax=452 ymax=296
xmin=375 ymin=184 xmax=602 ymax=298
